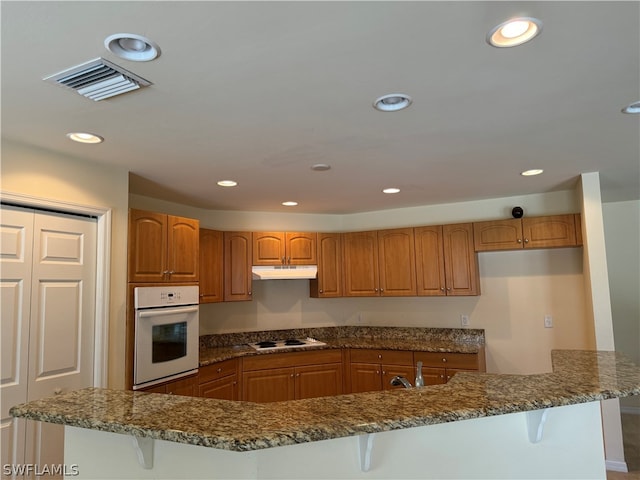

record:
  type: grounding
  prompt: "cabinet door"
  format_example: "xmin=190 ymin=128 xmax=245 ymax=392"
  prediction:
xmin=165 ymin=376 xmax=197 ymax=396
xmin=167 ymin=216 xmax=199 ymax=282
xmin=473 ymin=219 xmax=523 ymax=251
xmin=224 ymin=232 xmax=252 ymax=301
xmin=295 ymin=363 xmax=343 ymax=400
xmin=128 ymin=209 xmax=167 ymax=282
xmin=286 ymin=232 xmax=317 ymax=265
xmin=242 ymin=368 xmax=294 ymax=403
xmin=349 ymin=363 xmax=382 ymax=393
xmin=199 ymin=375 xmax=238 ymax=401
xmin=310 ymin=233 xmax=342 ymax=298
xmin=415 ymin=226 xmax=446 ymax=296
xmin=252 ymin=232 xmax=285 ymax=265
xmin=199 ymin=229 xmax=223 ymax=303
xmin=382 ymin=364 xmax=415 ymax=390
xmin=421 ymin=367 xmax=447 ymax=386
xmin=343 ymin=231 xmax=379 ymax=296
xmin=522 ymin=215 xmax=577 ymax=248
xmin=378 ymin=228 xmax=416 ymax=296
xmin=442 ymin=223 xmax=480 ymax=296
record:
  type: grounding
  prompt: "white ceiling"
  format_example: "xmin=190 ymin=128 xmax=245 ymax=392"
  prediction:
xmin=2 ymin=1 xmax=639 ymax=214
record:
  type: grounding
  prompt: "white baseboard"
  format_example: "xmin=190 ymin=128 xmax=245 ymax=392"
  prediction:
xmin=621 ymin=405 xmax=640 ymax=415
xmin=606 ymin=460 xmax=629 ymax=473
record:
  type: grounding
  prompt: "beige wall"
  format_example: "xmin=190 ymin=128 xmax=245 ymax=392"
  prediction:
xmin=603 ymin=199 xmax=640 ymax=410
xmin=1 ymin=139 xmax=130 ymax=389
xmin=132 ymin=189 xmax=591 ymax=375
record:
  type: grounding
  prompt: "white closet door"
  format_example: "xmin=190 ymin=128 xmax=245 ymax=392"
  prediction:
xmin=1 ymin=206 xmax=34 ymax=468
xmin=0 ymin=206 xmax=97 ymax=475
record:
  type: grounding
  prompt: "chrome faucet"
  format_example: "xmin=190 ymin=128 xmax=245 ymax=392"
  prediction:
xmin=390 ymin=375 xmax=412 ymax=388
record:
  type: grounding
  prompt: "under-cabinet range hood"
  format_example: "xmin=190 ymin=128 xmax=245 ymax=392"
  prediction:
xmin=252 ymin=265 xmax=317 ymax=280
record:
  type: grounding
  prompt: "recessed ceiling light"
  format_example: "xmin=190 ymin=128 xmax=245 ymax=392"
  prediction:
xmin=487 ymin=17 xmax=543 ymax=48
xmin=282 ymin=201 xmax=298 ymax=207
xmin=311 ymin=163 xmax=331 ymax=171
xmin=105 ymin=33 xmax=161 ymax=62
xmin=383 ymin=187 xmax=401 ymax=194
xmin=622 ymin=101 xmax=640 ymax=114
xmin=521 ymin=169 xmax=544 ymax=176
xmin=373 ymin=94 xmax=412 ymax=112
xmin=66 ymin=132 xmax=104 ymax=144
xmin=217 ymin=180 xmax=238 ymax=187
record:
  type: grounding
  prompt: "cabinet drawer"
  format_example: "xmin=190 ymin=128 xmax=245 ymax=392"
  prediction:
xmin=414 ymin=352 xmax=479 ymax=369
xmin=198 ymin=358 xmax=239 ymax=383
xmin=350 ymin=349 xmax=414 ymax=365
xmin=242 ymin=349 xmax=341 ymax=371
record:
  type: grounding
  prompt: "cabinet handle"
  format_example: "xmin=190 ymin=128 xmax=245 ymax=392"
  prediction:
xmin=296 ymin=373 xmax=300 ymax=377
xmin=374 ymin=288 xmax=378 ymax=292
xmin=376 ymin=370 xmax=380 ymax=374
xmin=378 ymin=354 xmax=382 ymax=359
xmin=440 ymin=287 xmax=445 ymax=292
xmin=524 ymin=238 xmax=529 ymax=243
xmin=217 ymin=368 xmax=222 ymax=373
xmin=248 ymin=291 xmax=252 ymax=295
xmin=382 ymin=370 xmax=386 ymax=375
xmin=442 ymin=358 xmax=447 ymax=363
xmin=290 ymin=374 xmax=294 ymax=378
xmin=517 ymin=238 xmax=522 ymax=243
xmin=446 ymin=287 xmax=451 ymax=292
xmin=380 ymin=288 xmax=384 ymax=293
xmin=287 ymin=257 xmax=291 ymax=264
xmin=168 ymin=391 xmax=174 ymax=395
xmin=281 ymin=257 xmax=286 ymax=264
xmin=319 ymin=289 xmax=323 ymax=293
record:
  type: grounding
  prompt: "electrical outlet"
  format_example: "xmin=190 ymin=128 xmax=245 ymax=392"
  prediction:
xmin=544 ymin=315 xmax=553 ymax=328
xmin=460 ymin=314 xmax=470 ymax=327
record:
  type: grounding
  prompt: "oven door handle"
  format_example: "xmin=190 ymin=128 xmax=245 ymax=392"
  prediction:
xmin=137 ymin=306 xmax=199 ymax=318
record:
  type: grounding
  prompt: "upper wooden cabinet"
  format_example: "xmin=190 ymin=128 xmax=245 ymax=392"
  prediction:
xmin=199 ymin=229 xmax=223 ymax=303
xmin=252 ymin=232 xmax=317 ymax=266
xmin=310 ymin=233 xmax=343 ymax=298
xmin=128 ymin=209 xmax=199 ymax=283
xmin=415 ymin=224 xmax=479 ymax=296
xmin=474 ymin=214 xmax=580 ymax=252
xmin=342 ymin=228 xmax=416 ymax=297
xmin=224 ymin=231 xmax=252 ymax=302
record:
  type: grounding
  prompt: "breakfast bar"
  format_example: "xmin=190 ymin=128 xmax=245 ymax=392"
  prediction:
xmin=10 ymin=350 xmax=640 ymax=479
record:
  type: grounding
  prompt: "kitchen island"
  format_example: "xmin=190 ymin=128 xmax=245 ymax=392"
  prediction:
xmin=10 ymin=350 xmax=640 ymax=479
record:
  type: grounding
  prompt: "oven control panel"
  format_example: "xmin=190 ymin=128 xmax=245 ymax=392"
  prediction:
xmin=134 ymin=285 xmax=199 ymax=309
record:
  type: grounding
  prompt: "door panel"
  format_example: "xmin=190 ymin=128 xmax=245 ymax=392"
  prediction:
xmin=0 ymin=207 xmax=33 ymax=468
xmin=0 ymin=207 xmax=97 ymax=473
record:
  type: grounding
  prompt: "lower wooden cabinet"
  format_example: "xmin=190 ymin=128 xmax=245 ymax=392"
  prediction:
xmin=414 ymin=351 xmax=486 ymax=384
xmin=241 ymin=350 xmax=343 ymax=403
xmin=348 ymin=349 xmax=415 ymax=393
xmin=139 ymin=374 xmax=198 ymax=396
xmin=198 ymin=358 xmax=239 ymax=400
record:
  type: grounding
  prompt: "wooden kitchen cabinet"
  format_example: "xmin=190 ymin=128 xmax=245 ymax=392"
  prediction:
xmin=414 ymin=350 xmax=486 ymax=384
xmin=241 ymin=350 xmax=343 ymax=403
xmin=198 ymin=358 xmax=240 ymax=400
xmin=348 ymin=349 xmax=415 ymax=393
xmin=252 ymin=232 xmax=317 ymax=266
xmin=128 ymin=209 xmax=199 ymax=283
xmin=310 ymin=233 xmax=343 ymax=298
xmin=224 ymin=231 xmax=252 ymax=301
xmin=138 ymin=374 xmax=198 ymax=396
xmin=415 ymin=223 xmax=478 ymax=296
xmin=199 ymin=229 xmax=224 ymax=303
xmin=342 ymin=228 xmax=416 ymax=297
xmin=473 ymin=214 xmax=580 ymax=251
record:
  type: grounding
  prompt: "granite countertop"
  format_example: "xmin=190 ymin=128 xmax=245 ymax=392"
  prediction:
xmin=199 ymin=326 xmax=485 ymax=366
xmin=10 ymin=350 xmax=640 ymax=452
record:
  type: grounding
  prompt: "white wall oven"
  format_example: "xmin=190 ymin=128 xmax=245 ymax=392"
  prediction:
xmin=133 ymin=286 xmax=199 ymax=390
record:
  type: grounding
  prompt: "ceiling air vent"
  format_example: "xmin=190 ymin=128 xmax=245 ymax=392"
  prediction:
xmin=43 ymin=57 xmax=152 ymax=101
